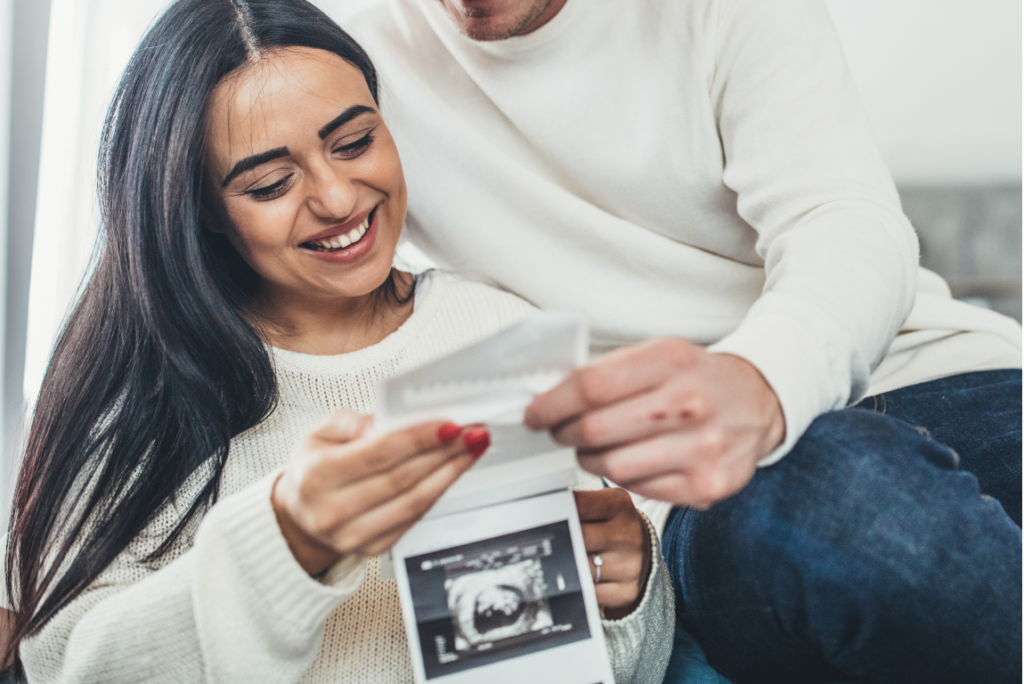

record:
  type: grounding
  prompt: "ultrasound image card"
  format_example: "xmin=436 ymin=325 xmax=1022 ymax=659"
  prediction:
xmin=406 ymin=522 xmax=588 ymax=678
xmin=394 ymin=490 xmax=615 ymax=684
xmin=448 ymin=557 xmax=553 ymax=653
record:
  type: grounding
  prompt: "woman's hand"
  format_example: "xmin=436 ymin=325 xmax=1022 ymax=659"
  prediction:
xmin=272 ymin=409 xmax=489 ymax=576
xmin=575 ymin=488 xmax=652 ymax=620
xmin=527 ymin=337 xmax=785 ymax=508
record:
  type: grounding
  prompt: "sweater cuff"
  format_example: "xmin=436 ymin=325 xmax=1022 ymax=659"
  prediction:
xmin=601 ymin=512 xmax=661 ymax=631
xmin=601 ymin=512 xmax=674 ymax=683
xmin=709 ymin=311 xmax=840 ymax=466
xmin=320 ymin=553 xmax=366 ymax=588
xmin=197 ymin=470 xmax=365 ymax=634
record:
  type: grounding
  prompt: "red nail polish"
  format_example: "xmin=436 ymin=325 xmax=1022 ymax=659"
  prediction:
xmin=437 ymin=422 xmax=462 ymax=442
xmin=463 ymin=428 xmax=490 ymax=459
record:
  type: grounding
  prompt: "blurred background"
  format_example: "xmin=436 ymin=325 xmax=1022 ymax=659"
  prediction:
xmin=826 ymin=1 xmax=1022 ymax=323
xmin=0 ymin=0 xmax=1019 ymax=528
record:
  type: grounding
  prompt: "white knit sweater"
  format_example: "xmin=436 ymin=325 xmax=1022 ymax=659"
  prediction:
xmin=16 ymin=273 xmax=673 ymax=684
xmin=345 ymin=0 xmax=1022 ymax=469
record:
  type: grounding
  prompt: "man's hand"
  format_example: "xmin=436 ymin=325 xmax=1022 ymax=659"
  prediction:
xmin=526 ymin=337 xmax=785 ymax=508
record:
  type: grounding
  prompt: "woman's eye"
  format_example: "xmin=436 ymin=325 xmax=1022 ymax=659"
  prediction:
xmin=246 ymin=175 xmax=292 ymax=201
xmin=334 ymin=133 xmax=374 ymax=159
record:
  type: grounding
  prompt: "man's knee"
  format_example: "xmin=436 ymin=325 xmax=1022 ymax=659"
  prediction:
xmin=675 ymin=408 xmax=1002 ymax=599
xmin=663 ymin=408 xmax=1020 ymax=678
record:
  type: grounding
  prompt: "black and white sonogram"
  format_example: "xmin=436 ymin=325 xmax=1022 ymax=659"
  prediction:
xmin=405 ymin=521 xmax=590 ymax=679
xmin=446 ymin=552 xmax=553 ymax=652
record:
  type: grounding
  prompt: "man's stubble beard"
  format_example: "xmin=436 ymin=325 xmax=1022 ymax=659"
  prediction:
xmin=445 ymin=0 xmax=557 ymax=41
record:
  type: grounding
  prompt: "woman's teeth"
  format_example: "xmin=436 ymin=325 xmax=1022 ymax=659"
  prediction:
xmin=305 ymin=215 xmax=370 ymax=252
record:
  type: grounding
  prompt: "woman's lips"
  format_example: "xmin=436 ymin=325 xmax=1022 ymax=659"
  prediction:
xmin=302 ymin=210 xmax=372 ymax=251
xmin=301 ymin=207 xmax=379 ymax=265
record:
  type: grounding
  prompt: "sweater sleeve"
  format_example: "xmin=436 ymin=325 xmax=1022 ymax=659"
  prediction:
xmin=20 ymin=472 xmax=366 ymax=684
xmin=704 ymin=0 xmax=919 ymax=464
xmin=601 ymin=512 xmax=675 ymax=684
xmin=573 ymin=470 xmax=674 ymax=684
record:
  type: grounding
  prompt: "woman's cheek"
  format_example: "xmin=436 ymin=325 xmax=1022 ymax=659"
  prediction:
xmin=236 ymin=199 xmax=298 ymax=248
xmin=380 ymin=147 xmax=408 ymax=228
xmin=372 ymin=128 xmax=405 ymax=192
xmin=219 ymin=204 xmax=282 ymax=272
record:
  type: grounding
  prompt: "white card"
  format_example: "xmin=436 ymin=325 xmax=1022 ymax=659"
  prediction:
xmin=392 ymin=491 xmax=615 ymax=684
xmin=375 ymin=312 xmax=588 ymax=517
xmin=378 ymin=312 xmax=614 ymax=682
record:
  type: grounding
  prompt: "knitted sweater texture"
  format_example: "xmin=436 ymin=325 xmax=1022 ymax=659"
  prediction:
xmin=18 ymin=273 xmax=674 ymax=683
xmin=345 ymin=0 xmax=1022 ymax=469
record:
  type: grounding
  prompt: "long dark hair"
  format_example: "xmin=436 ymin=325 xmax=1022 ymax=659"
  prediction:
xmin=4 ymin=0 xmax=387 ymax=667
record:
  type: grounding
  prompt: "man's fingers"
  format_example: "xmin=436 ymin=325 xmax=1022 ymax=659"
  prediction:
xmin=525 ymin=337 xmax=699 ymax=430
xmin=552 ymin=382 xmax=709 ymax=449
xmin=622 ymin=471 xmax=716 ymax=510
xmin=576 ymin=431 xmax=696 ymax=486
xmin=577 ymin=430 xmax=755 ymax=506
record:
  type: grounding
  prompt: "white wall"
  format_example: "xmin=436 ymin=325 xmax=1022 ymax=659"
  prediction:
xmin=825 ymin=0 xmax=1022 ymax=184
xmin=22 ymin=0 xmax=169 ymax=410
xmin=0 ymin=0 xmax=49 ymax=534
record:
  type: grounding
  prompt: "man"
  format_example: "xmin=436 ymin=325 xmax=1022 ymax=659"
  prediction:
xmin=346 ymin=0 xmax=1022 ymax=681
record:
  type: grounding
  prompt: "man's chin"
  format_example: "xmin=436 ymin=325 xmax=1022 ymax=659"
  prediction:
xmin=458 ymin=22 xmax=523 ymax=42
xmin=438 ymin=0 xmax=555 ymax=41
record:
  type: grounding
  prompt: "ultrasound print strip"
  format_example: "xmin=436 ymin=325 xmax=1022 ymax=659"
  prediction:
xmin=406 ymin=521 xmax=590 ymax=679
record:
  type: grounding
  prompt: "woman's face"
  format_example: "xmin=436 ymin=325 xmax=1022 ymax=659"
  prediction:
xmin=205 ymin=47 xmax=406 ymax=306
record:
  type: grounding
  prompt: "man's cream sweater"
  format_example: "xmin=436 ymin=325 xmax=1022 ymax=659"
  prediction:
xmin=17 ymin=273 xmax=674 ymax=683
xmin=346 ymin=0 xmax=1022 ymax=470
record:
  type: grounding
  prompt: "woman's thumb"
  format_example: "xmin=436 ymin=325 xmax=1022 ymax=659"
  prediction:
xmin=316 ymin=408 xmax=373 ymax=443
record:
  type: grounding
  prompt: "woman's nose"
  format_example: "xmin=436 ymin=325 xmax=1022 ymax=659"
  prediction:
xmin=306 ymin=165 xmax=357 ymax=219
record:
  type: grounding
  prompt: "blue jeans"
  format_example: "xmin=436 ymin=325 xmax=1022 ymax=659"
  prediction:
xmin=662 ymin=369 xmax=1022 ymax=684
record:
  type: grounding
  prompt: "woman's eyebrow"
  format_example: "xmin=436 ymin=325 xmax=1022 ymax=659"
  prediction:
xmin=222 ymin=146 xmax=290 ymax=187
xmin=318 ymin=105 xmax=376 ymax=140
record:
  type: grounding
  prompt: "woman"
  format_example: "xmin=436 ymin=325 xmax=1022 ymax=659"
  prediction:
xmin=0 ymin=0 xmax=673 ymax=681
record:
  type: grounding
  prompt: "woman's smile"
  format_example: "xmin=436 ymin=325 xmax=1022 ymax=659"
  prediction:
xmin=204 ymin=46 xmax=409 ymax=315
xmin=302 ymin=205 xmax=374 ymax=252
xmin=300 ymin=204 xmax=379 ymax=264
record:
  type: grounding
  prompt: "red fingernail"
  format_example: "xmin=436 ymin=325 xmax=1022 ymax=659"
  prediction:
xmin=463 ymin=427 xmax=490 ymax=459
xmin=437 ymin=422 xmax=462 ymax=442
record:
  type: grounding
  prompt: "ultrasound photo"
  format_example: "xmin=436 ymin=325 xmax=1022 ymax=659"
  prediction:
xmin=405 ymin=521 xmax=590 ymax=679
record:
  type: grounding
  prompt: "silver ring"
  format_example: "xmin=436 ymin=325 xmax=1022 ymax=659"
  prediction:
xmin=593 ymin=554 xmax=603 ymax=583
